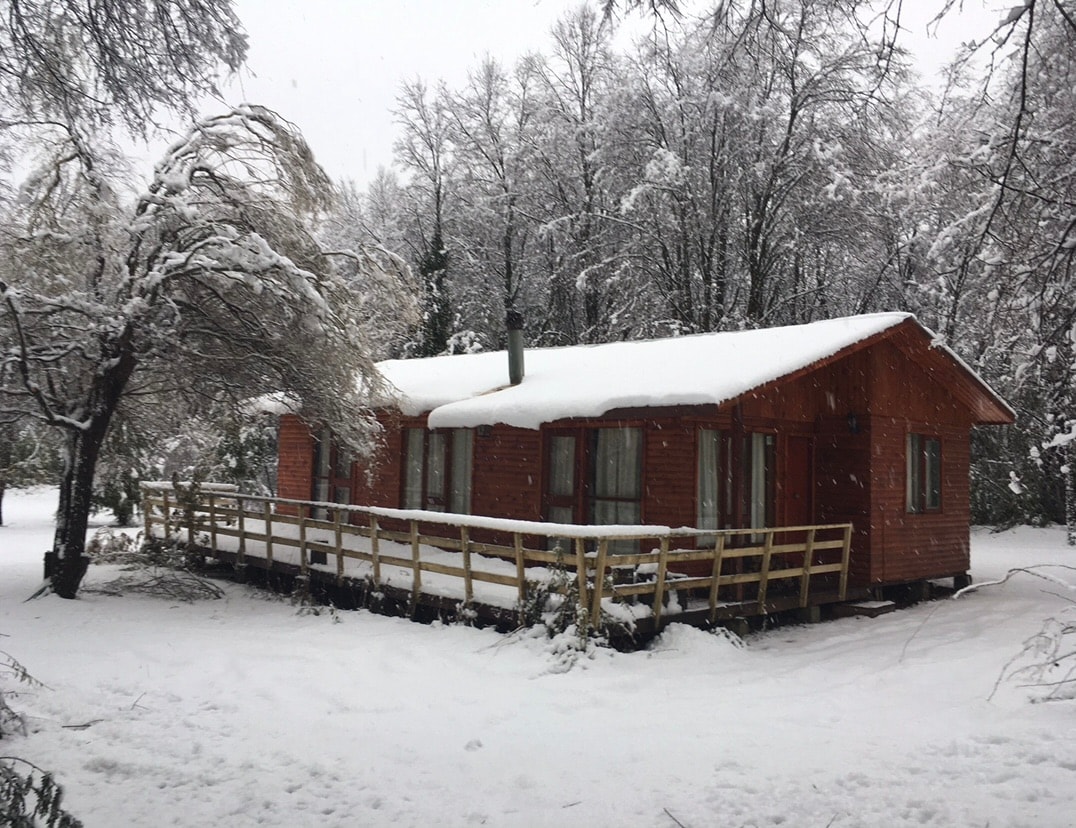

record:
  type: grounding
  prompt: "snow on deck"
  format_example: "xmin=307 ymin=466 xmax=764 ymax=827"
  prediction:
xmin=377 ymin=313 xmax=913 ymax=429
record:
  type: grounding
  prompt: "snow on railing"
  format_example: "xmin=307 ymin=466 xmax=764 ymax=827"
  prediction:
xmin=140 ymin=483 xmax=853 ymax=631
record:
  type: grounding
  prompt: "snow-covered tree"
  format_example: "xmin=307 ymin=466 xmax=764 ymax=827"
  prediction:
xmin=529 ymin=7 xmax=627 ymax=344
xmin=0 ymin=0 xmax=245 ymax=136
xmin=1 ymin=106 xmax=416 ymax=597
xmin=445 ymin=56 xmax=544 ymax=340
xmin=0 ymin=420 xmax=61 ymax=526
xmin=393 ymin=80 xmax=457 ymax=357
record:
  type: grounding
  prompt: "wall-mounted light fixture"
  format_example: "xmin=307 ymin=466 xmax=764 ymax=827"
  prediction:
xmin=847 ymin=412 xmax=860 ymax=435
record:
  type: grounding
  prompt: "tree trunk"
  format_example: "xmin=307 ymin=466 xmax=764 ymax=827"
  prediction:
xmin=0 ymin=434 xmax=9 ymax=527
xmin=49 ymin=347 xmax=136 ymax=598
xmin=50 ymin=425 xmax=108 ymax=598
xmin=1067 ymin=439 xmax=1076 ymax=547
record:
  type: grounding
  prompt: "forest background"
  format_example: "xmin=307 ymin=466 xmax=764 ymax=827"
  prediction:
xmin=326 ymin=0 xmax=1076 ymax=532
xmin=2 ymin=0 xmax=1075 ymax=538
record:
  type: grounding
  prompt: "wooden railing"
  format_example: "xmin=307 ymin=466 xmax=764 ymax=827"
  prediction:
xmin=141 ymin=483 xmax=853 ymax=630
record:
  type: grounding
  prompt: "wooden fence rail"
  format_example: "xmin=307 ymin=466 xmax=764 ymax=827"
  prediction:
xmin=141 ymin=483 xmax=853 ymax=631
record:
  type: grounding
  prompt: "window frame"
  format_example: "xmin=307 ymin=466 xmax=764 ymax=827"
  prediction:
xmin=312 ymin=429 xmax=353 ymax=519
xmin=696 ymin=427 xmax=775 ymax=539
xmin=906 ymin=432 xmax=942 ymax=514
xmin=542 ymin=425 xmax=645 ymax=553
xmin=543 ymin=430 xmax=581 ymax=527
xmin=587 ymin=427 xmax=644 ymax=528
xmin=401 ymin=427 xmax=474 ymax=514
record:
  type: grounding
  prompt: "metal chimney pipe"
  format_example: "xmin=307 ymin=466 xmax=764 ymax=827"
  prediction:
xmin=506 ymin=310 xmax=525 ymax=385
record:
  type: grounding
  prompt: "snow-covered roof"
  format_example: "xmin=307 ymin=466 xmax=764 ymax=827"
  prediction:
xmin=377 ymin=312 xmax=962 ymax=430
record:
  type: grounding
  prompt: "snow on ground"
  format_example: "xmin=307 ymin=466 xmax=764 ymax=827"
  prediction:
xmin=3 ymin=487 xmax=1076 ymax=827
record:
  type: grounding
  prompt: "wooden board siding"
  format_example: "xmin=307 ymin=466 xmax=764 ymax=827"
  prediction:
xmin=868 ymin=418 xmax=971 ymax=584
xmin=642 ymin=420 xmax=697 ymax=529
xmin=740 ymin=348 xmax=872 ymax=424
xmin=354 ymin=413 xmax=403 ymax=509
xmin=471 ymin=425 xmax=543 ymax=522
xmin=868 ymin=341 xmax=975 ymax=428
xmin=814 ymin=423 xmax=873 ymax=586
xmin=864 ymin=342 xmax=976 ymax=584
xmin=277 ymin=415 xmax=316 ymax=506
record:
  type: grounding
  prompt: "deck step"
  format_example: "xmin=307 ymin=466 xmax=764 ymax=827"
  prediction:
xmin=832 ymin=600 xmax=897 ymax=619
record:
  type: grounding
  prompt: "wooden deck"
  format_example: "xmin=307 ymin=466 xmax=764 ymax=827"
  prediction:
xmin=141 ymin=483 xmax=857 ymax=639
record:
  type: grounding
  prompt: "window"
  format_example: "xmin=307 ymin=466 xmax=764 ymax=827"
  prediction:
xmin=697 ymin=428 xmax=723 ymax=537
xmin=906 ymin=433 xmax=941 ymax=513
xmin=543 ymin=426 xmax=643 ymax=553
xmin=590 ymin=428 xmax=642 ymax=527
xmin=402 ymin=428 xmax=474 ymax=513
xmin=312 ymin=429 xmax=352 ymax=519
xmin=449 ymin=429 xmax=474 ymax=513
xmin=696 ymin=429 xmax=773 ymax=537
xmin=546 ymin=433 xmax=577 ymax=526
xmin=745 ymin=432 xmax=775 ymax=531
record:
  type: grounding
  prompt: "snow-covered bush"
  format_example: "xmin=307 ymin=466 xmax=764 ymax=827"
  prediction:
xmin=516 ymin=550 xmax=637 ymax=666
xmin=84 ymin=530 xmax=224 ymax=603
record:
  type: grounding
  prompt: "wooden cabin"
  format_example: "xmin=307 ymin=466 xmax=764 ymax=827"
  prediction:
xmin=277 ymin=313 xmax=1013 ymax=592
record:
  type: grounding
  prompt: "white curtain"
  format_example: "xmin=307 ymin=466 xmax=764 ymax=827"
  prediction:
xmin=450 ymin=429 xmax=473 ymax=514
xmin=549 ymin=435 xmax=576 ymax=498
xmin=425 ymin=431 xmax=446 ymax=511
xmin=697 ymin=429 xmax=720 ymax=531
xmin=403 ymin=428 xmax=424 ymax=508
xmin=592 ymin=428 xmax=642 ymax=526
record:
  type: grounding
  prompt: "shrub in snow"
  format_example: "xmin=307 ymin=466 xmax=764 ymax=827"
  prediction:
xmin=514 ymin=551 xmax=636 ymax=666
xmin=1 ymin=651 xmax=82 ymax=826
xmin=991 ymin=604 xmax=1076 ymax=702
xmin=84 ymin=528 xmax=139 ymax=563
xmin=0 ymin=760 xmax=82 ymax=828
xmin=84 ymin=533 xmax=224 ymax=603
xmin=958 ymin=565 xmax=1076 ymax=702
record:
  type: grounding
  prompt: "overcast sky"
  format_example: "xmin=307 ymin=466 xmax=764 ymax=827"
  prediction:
xmin=201 ymin=0 xmax=1006 ymax=189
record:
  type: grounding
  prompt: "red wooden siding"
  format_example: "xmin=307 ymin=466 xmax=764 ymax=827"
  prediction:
xmin=354 ymin=412 xmax=403 ymax=509
xmin=470 ymin=425 xmax=543 ymax=522
xmin=277 ymin=414 xmax=316 ymax=506
xmin=642 ymin=420 xmax=696 ymax=529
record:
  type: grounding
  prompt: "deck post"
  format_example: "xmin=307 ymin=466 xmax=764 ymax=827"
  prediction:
xmin=182 ymin=483 xmax=195 ymax=541
xmin=207 ymin=493 xmax=217 ymax=551
xmin=370 ymin=515 xmax=381 ymax=585
xmin=184 ymin=486 xmax=195 ymax=548
xmin=142 ymin=488 xmax=153 ymax=542
xmin=799 ymin=528 xmax=816 ymax=608
xmin=162 ymin=489 xmax=171 ymax=539
xmin=756 ymin=531 xmax=774 ymax=609
xmin=708 ymin=534 xmax=726 ymax=623
xmin=575 ymin=538 xmax=588 ymax=624
xmin=652 ymin=537 xmax=670 ymax=630
xmin=236 ymin=495 xmax=246 ymax=564
xmin=839 ymin=524 xmax=853 ymax=600
xmin=263 ymin=500 xmax=273 ymax=566
xmin=460 ymin=526 xmax=473 ymax=606
xmin=409 ymin=520 xmax=422 ymax=617
xmin=514 ymin=533 xmax=526 ymax=625
xmin=590 ymin=539 xmax=609 ymax=628
xmin=334 ymin=508 xmax=344 ymax=584
xmin=298 ymin=504 xmax=309 ymax=576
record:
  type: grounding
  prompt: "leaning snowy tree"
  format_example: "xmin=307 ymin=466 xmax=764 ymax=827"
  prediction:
xmin=0 ymin=106 xmax=415 ymax=598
